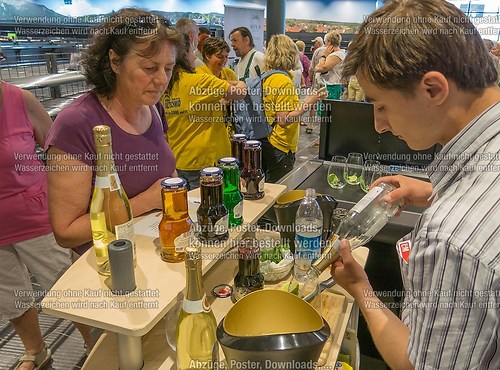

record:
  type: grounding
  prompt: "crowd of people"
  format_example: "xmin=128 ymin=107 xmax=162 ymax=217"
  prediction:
xmin=1 ymin=1 xmax=499 ymax=369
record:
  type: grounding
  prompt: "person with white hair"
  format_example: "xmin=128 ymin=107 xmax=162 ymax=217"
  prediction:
xmin=175 ymin=18 xmax=204 ymax=67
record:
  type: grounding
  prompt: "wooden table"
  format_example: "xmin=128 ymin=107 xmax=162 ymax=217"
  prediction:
xmin=81 ymin=247 xmax=369 ymax=369
xmin=42 ymin=183 xmax=287 ymax=369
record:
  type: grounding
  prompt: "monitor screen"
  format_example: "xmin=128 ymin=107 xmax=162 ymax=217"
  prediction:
xmin=318 ymin=100 xmax=436 ymax=170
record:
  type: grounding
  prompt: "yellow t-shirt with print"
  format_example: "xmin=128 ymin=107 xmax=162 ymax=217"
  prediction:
xmin=196 ymin=64 xmax=237 ymax=81
xmin=263 ymin=72 xmax=301 ymax=153
xmin=161 ymin=71 xmax=231 ymax=171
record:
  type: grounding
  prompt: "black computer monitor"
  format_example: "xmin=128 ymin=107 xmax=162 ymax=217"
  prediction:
xmin=318 ymin=100 xmax=437 ymax=170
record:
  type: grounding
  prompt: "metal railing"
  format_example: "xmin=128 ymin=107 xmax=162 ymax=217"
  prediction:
xmin=0 ymin=52 xmax=74 ymax=80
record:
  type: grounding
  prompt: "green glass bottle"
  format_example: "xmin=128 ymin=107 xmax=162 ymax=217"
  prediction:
xmin=218 ymin=157 xmax=243 ymax=227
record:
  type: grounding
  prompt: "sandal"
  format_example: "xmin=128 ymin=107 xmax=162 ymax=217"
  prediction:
xmin=306 ymin=128 xmax=313 ymax=134
xmin=300 ymin=122 xmax=307 ymax=126
xmin=15 ymin=343 xmax=52 ymax=370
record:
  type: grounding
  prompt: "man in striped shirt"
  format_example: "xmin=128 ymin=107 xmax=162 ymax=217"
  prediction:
xmin=330 ymin=1 xmax=500 ymax=369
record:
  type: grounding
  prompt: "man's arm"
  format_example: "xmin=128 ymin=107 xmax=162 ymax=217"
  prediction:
xmin=332 ymin=241 xmax=414 ymax=370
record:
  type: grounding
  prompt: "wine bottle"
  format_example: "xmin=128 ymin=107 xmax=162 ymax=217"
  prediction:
xmin=90 ymin=125 xmax=135 ymax=276
xmin=294 ymin=182 xmax=402 ymax=301
xmin=176 ymin=244 xmax=218 ymax=370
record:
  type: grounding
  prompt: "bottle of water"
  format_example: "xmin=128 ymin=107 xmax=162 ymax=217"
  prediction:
xmin=294 ymin=188 xmax=323 ymax=281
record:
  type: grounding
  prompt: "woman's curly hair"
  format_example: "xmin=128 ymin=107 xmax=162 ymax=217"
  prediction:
xmin=81 ymin=8 xmax=183 ymax=98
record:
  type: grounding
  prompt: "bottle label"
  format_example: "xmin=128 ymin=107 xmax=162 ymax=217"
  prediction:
xmin=295 ymin=234 xmax=321 ymax=260
xmin=258 ymin=176 xmax=265 ymax=192
xmin=94 ymin=175 xmax=110 ymax=189
xmin=174 ymin=229 xmax=193 ymax=253
xmin=115 ymin=220 xmax=136 ymax=258
xmin=233 ymin=201 xmax=243 ymax=219
xmin=182 ymin=294 xmax=212 ymax=314
xmin=94 ymin=174 xmax=121 ymax=191
xmin=351 ymin=186 xmax=383 ymax=214
xmin=239 ymin=178 xmax=247 ymax=193
xmin=214 ymin=215 xmax=228 ymax=235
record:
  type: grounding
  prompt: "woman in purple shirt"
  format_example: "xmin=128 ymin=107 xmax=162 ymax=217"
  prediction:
xmin=46 ymin=8 xmax=182 ymax=253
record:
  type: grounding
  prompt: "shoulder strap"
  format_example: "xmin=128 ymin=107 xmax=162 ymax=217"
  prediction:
xmin=261 ymin=69 xmax=290 ymax=80
xmin=242 ymin=51 xmax=257 ymax=80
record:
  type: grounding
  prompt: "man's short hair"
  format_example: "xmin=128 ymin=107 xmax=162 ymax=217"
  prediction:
xmin=175 ymin=18 xmax=198 ymax=34
xmin=229 ymin=26 xmax=255 ymax=48
xmin=342 ymin=0 xmax=498 ymax=93
xmin=199 ymin=26 xmax=211 ymax=36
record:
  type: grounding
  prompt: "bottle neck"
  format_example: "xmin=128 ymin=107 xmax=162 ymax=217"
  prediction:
xmin=200 ymin=179 xmax=223 ymax=207
xmin=243 ymin=149 xmax=261 ymax=171
xmin=185 ymin=250 xmax=204 ymax=302
xmin=162 ymin=188 xmax=189 ymax=219
xmin=222 ymin=166 xmax=240 ymax=191
xmin=95 ymin=143 xmax=116 ymax=177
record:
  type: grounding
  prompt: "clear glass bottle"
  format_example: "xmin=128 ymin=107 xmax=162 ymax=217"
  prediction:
xmin=233 ymin=238 xmax=264 ymax=301
xmin=293 ymin=182 xmax=402 ymax=300
xmin=90 ymin=125 xmax=135 ymax=276
xmin=175 ymin=244 xmax=218 ymax=370
xmin=294 ymin=188 xmax=323 ymax=280
xmin=289 ymin=182 xmax=401 ymax=301
xmin=218 ymin=157 xmax=243 ymax=227
xmin=196 ymin=167 xmax=229 ymax=243
xmin=159 ymin=178 xmax=193 ymax=263
xmin=240 ymin=140 xmax=265 ymax=200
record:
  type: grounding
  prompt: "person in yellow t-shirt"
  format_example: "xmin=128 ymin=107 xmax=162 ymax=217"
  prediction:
xmin=195 ymin=37 xmax=237 ymax=81
xmin=161 ymin=35 xmax=246 ymax=189
xmin=195 ymin=37 xmax=239 ymax=137
xmin=261 ymin=34 xmax=327 ymax=183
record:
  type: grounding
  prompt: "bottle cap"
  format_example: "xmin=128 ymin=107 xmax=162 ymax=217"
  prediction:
xmin=218 ymin=157 xmax=239 ymax=166
xmin=231 ymin=134 xmax=247 ymax=140
xmin=212 ymin=284 xmax=233 ymax=298
xmin=161 ymin=177 xmax=187 ymax=190
xmin=108 ymin=239 xmax=136 ymax=295
xmin=245 ymin=140 xmax=261 ymax=148
xmin=200 ymin=167 xmax=223 ymax=176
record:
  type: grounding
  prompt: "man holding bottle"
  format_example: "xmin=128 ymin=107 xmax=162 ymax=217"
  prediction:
xmin=330 ymin=1 xmax=500 ymax=369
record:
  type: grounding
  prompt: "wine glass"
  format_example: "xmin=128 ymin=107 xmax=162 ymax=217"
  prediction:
xmin=327 ymin=155 xmax=347 ymax=189
xmin=360 ymin=160 xmax=382 ymax=193
xmin=345 ymin=152 xmax=364 ymax=185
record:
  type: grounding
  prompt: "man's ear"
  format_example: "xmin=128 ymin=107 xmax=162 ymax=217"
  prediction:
xmin=420 ymin=71 xmax=449 ymax=106
xmin=108 ymin=49 xmax=121 ymax=74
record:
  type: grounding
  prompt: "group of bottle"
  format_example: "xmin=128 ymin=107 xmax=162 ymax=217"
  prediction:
xmin=159 ymin=134 xmax=267 ymax=263
xmin=88 ymin=125 xmax=403 ymax=369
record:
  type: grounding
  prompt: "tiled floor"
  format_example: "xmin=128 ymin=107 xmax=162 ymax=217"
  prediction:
xmin=0 ymin=121 xmax=387 ymax=370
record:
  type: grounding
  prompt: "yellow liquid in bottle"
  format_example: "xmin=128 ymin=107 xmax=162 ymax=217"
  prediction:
xmin=175 ymin=309 xmax=218 ymax=370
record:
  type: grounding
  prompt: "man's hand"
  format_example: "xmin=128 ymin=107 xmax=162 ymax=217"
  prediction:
xmin=330 ymin=240 xmax=371 ymax=299
xmin=372 ymin=175 xmax=433 ymax=215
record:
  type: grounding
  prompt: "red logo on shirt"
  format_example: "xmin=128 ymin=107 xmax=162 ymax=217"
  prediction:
xmin=397 ymin=241 xmax=411 ymax=264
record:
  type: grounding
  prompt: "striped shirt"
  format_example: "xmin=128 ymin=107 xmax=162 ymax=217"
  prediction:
xmin=399 ymin=102 xmax=500 ymax=370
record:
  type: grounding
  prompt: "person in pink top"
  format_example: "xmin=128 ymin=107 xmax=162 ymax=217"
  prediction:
xmin=0 ymin=81 xmax=92 ymax=370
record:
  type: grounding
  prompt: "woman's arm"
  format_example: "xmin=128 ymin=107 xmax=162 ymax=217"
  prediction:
xmin=275 ymin=87 xmax=327 ymax=128
xmin=47 ymin=146 xmax=94 ymax=248
xmin=47 ymin=146 xmax=168 ymax=248
xmin=315 ymin=54 xmax=341 ymax=73
xmin=23 ymin=90 xmax=53 ymax=147
xmin=225 ymin=80 xmax=247 ymax=100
